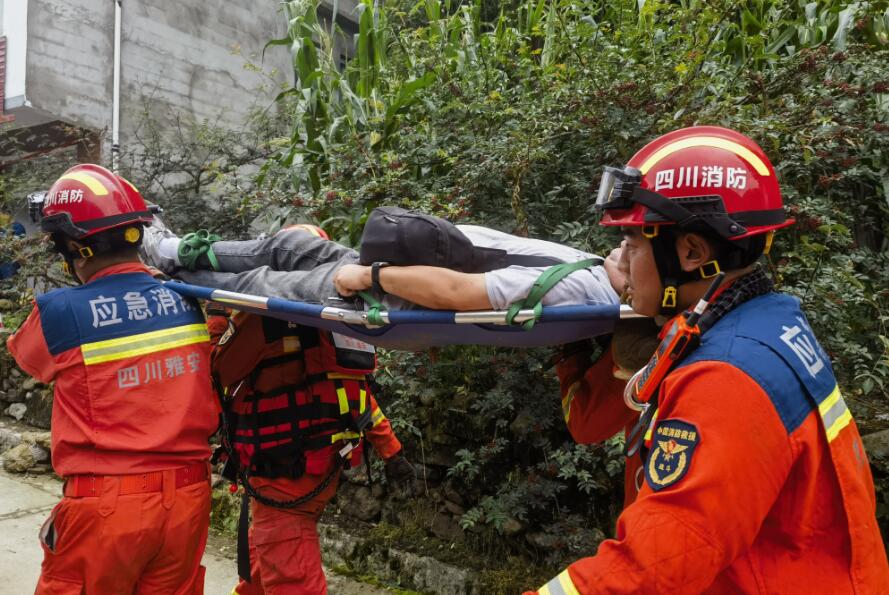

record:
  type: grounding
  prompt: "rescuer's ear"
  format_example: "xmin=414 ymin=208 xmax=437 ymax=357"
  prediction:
xmin=675 ymin=232 xmax=715 ymax=273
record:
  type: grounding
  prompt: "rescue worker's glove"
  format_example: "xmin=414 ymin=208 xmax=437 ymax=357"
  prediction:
xmin=384 ymin=451 xmax=418 ymax=496
xmin=611 ymin=317 xmax=661 ymax=378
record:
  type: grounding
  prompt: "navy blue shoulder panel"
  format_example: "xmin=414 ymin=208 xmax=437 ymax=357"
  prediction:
xmin=36 ymin=273 xmax=205 ymax=356
xmin=679 ymin=293 xmax=834 ymax=435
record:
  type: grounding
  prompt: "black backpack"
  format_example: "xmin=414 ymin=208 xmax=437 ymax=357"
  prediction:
xmin=358 ymin=207 xmax=561 ymax=272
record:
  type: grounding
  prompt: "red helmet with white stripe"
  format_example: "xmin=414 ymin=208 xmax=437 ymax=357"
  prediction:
xmin=279 ymin=223 xmax=330 ymax=240
xmin=597 ymin=126 xmax=793 ymax=240
xmin=41 ymin=164 xmax=153 ymax=239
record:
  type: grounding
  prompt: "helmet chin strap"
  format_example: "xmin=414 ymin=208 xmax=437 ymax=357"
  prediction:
xmin=51 ymin=235 xmax=94 ymax=285
xmin=647 ymin=226 xmax=724 ymax=318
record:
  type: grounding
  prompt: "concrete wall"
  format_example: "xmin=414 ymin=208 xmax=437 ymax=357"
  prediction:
xmin=1 ymin=0 xmax=30 ymax=105
xmin=23 ymin=0 xmax=292 ymax=155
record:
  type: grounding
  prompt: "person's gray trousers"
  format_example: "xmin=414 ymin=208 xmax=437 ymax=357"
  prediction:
xmin=175 ymin=231 xmax=358 ymax=304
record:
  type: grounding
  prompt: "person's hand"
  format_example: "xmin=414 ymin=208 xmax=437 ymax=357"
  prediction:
xmin=333 ymin=264 xmax=372 ymax=296
xmin=603 ymin=242 xmax=628 ymax=297
xmin=612 ymin=318 xmax=661 ymax=376
xmin=385 ymin=451 xmax=418 ymax=496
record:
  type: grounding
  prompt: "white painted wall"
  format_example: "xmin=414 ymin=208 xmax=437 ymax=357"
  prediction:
xmin=2 ymin=0 xmax=29 ymax=106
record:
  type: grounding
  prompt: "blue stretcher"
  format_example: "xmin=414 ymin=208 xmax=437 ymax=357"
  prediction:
xmin=168 ymin=282 xmax=643 ymax=350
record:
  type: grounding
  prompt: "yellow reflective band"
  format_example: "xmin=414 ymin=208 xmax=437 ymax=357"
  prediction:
xmin=643 ymin=408 xmax=659 ymax=442
xmin=359 ymin=387 xmax=367 ymax=414
xmin=330 ymin=431 xmax=361 ymax=443
xmin=371 ymin=408 xmax=386 ymax=427
xmin=538 ymin=569 xmax=580 ymax=595
xmin=336 ymin=386 xmax=350 ymax=415
xmin=81 ymin=323 xmax=209 ymax=365
xmin=819 ymin=385 xmax=853 ymax=442
xmin=326 ymin=373 xmax=365 ymax=381
xmin=562 ymin=381 xmax=580 ymax=423
xmin=57 ymin=172 xmax=109 ymax=196
xmin=639 ymin=136 xmax=771 ymax=176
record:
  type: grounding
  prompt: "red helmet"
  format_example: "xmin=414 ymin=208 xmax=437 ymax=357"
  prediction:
xmin=279 ymin=223 xmax=330 ymax=240
xmin=40 ymin=164 xmax=153 ymax=239
xmin=597 ymin=126 xmax=793 ymax=240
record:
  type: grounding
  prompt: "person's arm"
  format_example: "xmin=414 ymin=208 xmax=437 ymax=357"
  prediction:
xmin=6 ymin=305 xmax=58 ymax=384
xmin=556 ymin=347 xmax=636 ymax=444
xmin=527 ymin=361 xmax=794 ymax=594
xmin=363 ymin=393 xmax=403 ymax=461
xmin=334 ymin=264 xmax=492 ymax=310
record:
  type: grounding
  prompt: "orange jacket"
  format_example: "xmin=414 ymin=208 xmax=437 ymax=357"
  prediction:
xmin=533 ymin=293 xmax=889 ymax=594
xmin=7 ymin=262 xmax=219 ymax=476
xmin=557 ymin=349 xmax=641 ymax=507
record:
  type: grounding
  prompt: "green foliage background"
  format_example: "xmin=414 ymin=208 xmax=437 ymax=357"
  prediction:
xmin=242 ymin=4 xmax=889 ymax=586
xmin=2 ymin=0 xmax=889 ymax=592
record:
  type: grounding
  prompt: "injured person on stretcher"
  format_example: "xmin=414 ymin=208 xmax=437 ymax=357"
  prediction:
xmin=139 ymin=207 xmax=626 ymax=312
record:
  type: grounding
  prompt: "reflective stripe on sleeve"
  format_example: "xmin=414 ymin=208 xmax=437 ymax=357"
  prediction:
xmin=562 ymin=381 xmax=580 ymax=423
xmin=81 ymin=323 xmax=209 ymax=365
xmin=538 ymin=569 xmax=580 ymax=595
xmin=371 ymin=408 xmax=386 ymax=427
xmin=819 ymin=385 xmax=852 ymax=442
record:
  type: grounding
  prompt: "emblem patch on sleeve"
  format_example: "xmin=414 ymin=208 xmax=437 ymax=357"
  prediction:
xmin=645 ymin=419 xmax=699 ymax=491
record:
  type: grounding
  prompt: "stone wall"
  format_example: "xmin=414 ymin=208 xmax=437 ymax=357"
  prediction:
xmin=24 ymin=0 xmax=292 ymax=151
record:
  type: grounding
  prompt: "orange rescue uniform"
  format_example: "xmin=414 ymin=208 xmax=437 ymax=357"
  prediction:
xmin=557 ymin=349 xmax=641 ymax=507
xmin=208 ymin=313 xmax=402 ymax=595
xmin=531 ymin=293 xmax=889 ymax=594
xmin=7 ymin=262 xmax=219 ymax=594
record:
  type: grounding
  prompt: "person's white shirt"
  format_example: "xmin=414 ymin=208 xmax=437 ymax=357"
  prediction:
xmin=456 ymin=225 xmax=620 ymax=309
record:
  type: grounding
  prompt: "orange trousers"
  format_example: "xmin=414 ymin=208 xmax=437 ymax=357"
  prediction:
xmin=234 ymin=472 xmax=340 ymax=595
xmin=36 ymin=474 xmax=210 ymax=594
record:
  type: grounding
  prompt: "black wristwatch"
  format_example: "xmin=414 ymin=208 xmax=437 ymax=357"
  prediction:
xmin=371 ymin=262 xmax=390 ymax=295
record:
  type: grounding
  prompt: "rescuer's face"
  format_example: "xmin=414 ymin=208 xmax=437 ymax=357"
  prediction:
xmin=620 ymin=228 xmax=662 ymax=317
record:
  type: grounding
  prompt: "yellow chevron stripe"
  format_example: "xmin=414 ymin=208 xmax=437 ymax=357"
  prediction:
xmin=57 ymin=172 xmax=109 ymax=196
xmin=639 ymin=136 xmax=771 ymax=176
xmin=81 ymin=324 xmax=208 ymax=365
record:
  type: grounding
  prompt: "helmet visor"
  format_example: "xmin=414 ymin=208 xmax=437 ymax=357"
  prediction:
xmin=595 ymin=166 xmax=642 ymax=210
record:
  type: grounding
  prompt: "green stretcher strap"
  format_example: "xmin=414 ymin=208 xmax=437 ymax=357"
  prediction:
xmin=179 ymin=229 xmax=222 ymax=271
xmin=358 ymin=291 xmax=386 ymax=326
xmin=505 ymin=257 xmax=604 ymax=330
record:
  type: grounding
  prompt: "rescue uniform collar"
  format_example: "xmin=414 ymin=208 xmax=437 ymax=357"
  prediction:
xmin=84 ymin=261 xmax=153 ymax=284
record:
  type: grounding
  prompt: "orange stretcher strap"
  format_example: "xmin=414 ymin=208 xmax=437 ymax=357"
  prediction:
xmin=63 ymin=461 xmax=209 ymax=498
